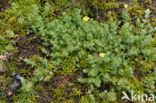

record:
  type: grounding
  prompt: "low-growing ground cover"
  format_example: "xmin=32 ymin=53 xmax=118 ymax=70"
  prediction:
xmin=0 ymin=0 xmax=156 ymax=103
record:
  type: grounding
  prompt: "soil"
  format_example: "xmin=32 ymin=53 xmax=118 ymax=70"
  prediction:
xmin=0 ymin=0 xmax=9 ymax=12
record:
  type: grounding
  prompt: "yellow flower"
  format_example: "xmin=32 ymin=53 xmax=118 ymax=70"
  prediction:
xmin=83 ymin=16 xmax=89 ymax=21
xmin=124 ymin=4 xmax=128 ymax=8
xmin=99 ymin=52 xmax=105 ymax=58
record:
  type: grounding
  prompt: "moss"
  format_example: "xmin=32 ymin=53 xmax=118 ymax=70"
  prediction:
xmin=0 ymin=0 xmax=156 ymax=103
xmin=51 ymin=85 xmax=82 ymax=103
xmin=11 ymin=92 xmax=38 ymax=103
xmin=150 ymin=17 xmax=156 ymax=27
xmin=128 ymin=5 xmax=145 ymax=18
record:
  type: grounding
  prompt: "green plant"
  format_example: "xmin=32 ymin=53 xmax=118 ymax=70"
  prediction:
xmin=12 ymin=3 xmax=156 ymax=102
xmin=0 ymin=1 xmax=156 ymax=102
xmin=22 ymin=56 xmax=54 ymax=91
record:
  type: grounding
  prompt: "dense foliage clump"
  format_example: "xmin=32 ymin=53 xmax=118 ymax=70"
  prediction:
xmin=0 ymin=0 xmax=156 ymax=103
